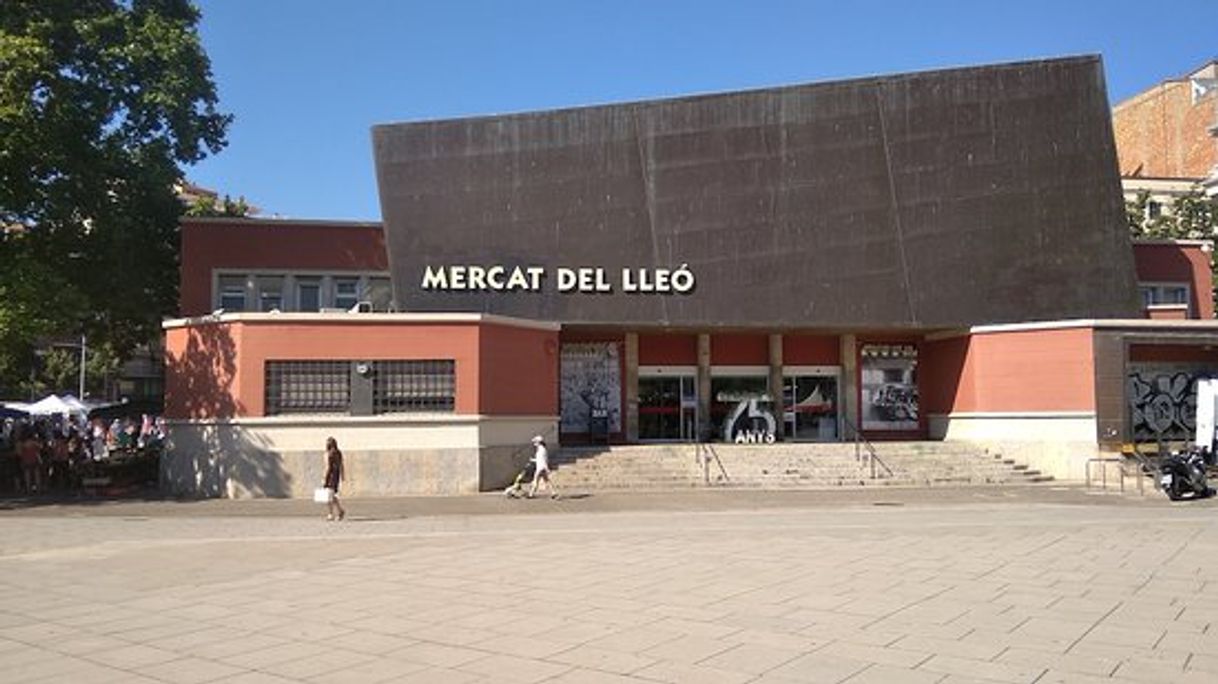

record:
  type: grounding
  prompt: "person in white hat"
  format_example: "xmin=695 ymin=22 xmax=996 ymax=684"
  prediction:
xmin=527 ymin=435 xmax=559 ymax=499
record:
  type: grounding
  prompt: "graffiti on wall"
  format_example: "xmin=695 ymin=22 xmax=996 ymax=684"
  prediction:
xmin=1127 ymin=366 xmax=1208 ymax=442
xmin=560 ymin=342 xmax=622 ymax=434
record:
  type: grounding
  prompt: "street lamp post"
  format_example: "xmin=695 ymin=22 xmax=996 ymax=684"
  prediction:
xmin=78 ymin=334 xmax=86 ymax=399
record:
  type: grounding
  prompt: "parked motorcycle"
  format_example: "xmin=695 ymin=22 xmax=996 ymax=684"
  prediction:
xmin=1159 ymin=447 xmax=1214 ymax=501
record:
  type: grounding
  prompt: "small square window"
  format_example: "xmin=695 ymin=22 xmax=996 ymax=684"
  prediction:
xmin=334 ymin=278 xmax=359 ymax=310
xmin=218 ymin=275 xmax=247 ymax=312
xmin=257 ymin=276 xmax=284 ymax=312
xmin=296 ymin=279 xmax=321 ymax=312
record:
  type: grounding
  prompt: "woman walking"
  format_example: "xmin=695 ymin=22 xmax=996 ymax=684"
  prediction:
xmin=322 ymin=437 xmax=346 ymax=521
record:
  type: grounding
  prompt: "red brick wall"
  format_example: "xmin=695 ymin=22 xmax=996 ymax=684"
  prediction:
xmin=1113 ymin=81 xmax=1217 ymax=179
xmin=179 ymin=219 xmax=388 ymax=317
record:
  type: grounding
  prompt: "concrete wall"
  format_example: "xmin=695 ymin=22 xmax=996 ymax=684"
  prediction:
xmin=928 ymin=412 xmax=1100 ymax=481
xmin=162 ymin=414 xmax=555 ymax=498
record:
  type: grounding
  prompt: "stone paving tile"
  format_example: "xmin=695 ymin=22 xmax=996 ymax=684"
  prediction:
xmin=845 ymin=663 xmax=947 ymax=684
xmin=893 ymin=634 xmax=1005 ymax=661
xmin=919 ymin=654 xmax=1047 ymax=683
xmin=764 ymin=651 xmax=871 ymax=681
xmin=215 ymin=672 xmax=301 ymax=684
xmin=635 ymin=659 xmax=759 ymax=683
xmin=456 ymin=653 xmax=574 ymax=682
xmin=548 ymin=644 xmax=657 ymax=674
xmin=1187 ymin=652 xmax=1218 ymax=673
xmin=996 ymin=646 xmax=1119 ymax=677
xmin=696 ymin=642 xmax=804 ymax=675
xmin=6 ymin=654 xmax=100 ymax=683
xmin=387 ymin=641 xmax=491 ymax=668
xmin=133 ymin=656 xmax=248 ymax=683
xmin=6 ymin=495 xmax=1218 ymax=684
xmin=583 ymin=625 xmax=682 ymax=653
xmin=303 ymin=655 xmax=431 ymax=684
xmin=1079 ymin=624 xmax=1165 ymax=649
xmin=260 ymin=648 xmax=376 ymax=679
xmin=820 ymin=640 xmax=932 ymax=668
xmin=84 ymin=643 xmax=180 ymax=669
xmin=218 ymin=641 xmax=320 ymax=669
xmin=641 ymin=633 xmax=737 ymax=664
xmin=185 ymin=633 xmax=293 ymax=660
xmin=323 ymin=629 xmax=419 ymax=655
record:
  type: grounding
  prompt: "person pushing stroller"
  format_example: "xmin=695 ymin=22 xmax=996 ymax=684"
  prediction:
xmin=506 ymin=435 xmax=559 ymax=500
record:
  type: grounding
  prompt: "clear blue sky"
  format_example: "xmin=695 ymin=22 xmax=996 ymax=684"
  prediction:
xmin=187 ymin=0 xmax=1217 ymax=221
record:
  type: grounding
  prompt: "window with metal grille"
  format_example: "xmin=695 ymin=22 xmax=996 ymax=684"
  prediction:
xmin=265 ymin=361 xmax=350 ymax=415
xmin=373 ymin=360 xmax=455 ymax=413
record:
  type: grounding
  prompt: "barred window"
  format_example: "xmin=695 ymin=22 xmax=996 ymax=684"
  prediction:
xmin=265 ymin=361 xmax=350 ymax=415
xmin=374 ymin=360 xmax=455 ymax=413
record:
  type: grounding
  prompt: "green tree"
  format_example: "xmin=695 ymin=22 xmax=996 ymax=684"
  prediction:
xmin=1127 ymin=189 xmax=1218 ymax=314
xmin=183 ymin=193 xmax=252 ymax=218
xmin=0 ymin=0 xmax=230 ymax=396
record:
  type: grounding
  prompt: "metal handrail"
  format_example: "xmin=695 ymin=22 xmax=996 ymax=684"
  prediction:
xmin=1086 ymin=444 xmax=1160 ymax=495
xmin=697 ymin=441 xmax=729 ymax=485
xmin=841 ymin=414 xmax=893 ymax=479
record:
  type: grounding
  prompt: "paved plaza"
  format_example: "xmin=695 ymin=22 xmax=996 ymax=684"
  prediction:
xmin=2 ymin=487 xmax=1218 ymax=683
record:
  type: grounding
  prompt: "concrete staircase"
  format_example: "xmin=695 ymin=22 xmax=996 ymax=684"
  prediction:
xmin=550 ymin=442 xmax=1054 ymax=491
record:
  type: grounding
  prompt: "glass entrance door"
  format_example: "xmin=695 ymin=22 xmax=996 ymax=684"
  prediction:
xmin=639 ymin=375 xmax=696 ymax=441
xmin=783 ymin=373 xmax=840 ymax=441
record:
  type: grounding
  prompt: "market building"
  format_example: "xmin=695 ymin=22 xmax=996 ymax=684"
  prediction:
xmin=162 ymin=55 xmax=1218 ymax=497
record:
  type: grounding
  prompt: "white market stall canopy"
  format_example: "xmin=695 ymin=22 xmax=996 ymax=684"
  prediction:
xmin=25 ymin=394 xmax=89 ymax=417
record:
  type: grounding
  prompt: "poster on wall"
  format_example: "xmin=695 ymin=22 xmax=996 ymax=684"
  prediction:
xmin=860 ymin=344 xmax=919 ymax=431
xmin=560 ymin=342 xmax=622 ymax=434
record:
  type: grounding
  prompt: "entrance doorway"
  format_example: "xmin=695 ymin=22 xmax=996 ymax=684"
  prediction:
xmin=783 ymin=369 xmax=841 ymax=441
xmin=639 ymin=372 xmax=696 ymax=441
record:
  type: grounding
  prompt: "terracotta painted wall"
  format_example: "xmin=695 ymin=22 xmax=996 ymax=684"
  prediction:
xmin=711 ymin=333 xmax=768 ymax=365
xmin=920 ymin=336 xmax=970 ymax=416
xmin=783 ymin=335 xmax=839 ymax=365
xmin=1132 ymin=242 xmax=1213 ymax=319
xmin=180 ymin=219 xmax=388 ymax=316
xmin=929 ymin=327 xmax=1097 ymax=414
xmin=479 ymin=323 xmax=559 ymax=415
xmin=165 ymin=320 xmax=496 ymax=418
xmin=638 ymin=333 xmax=697 ymax=365
xmin=164 ymin=323 xmax=247 ymax=419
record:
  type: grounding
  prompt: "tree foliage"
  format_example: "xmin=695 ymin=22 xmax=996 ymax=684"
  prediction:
xmin=1126 ymin=190 xmax=1218 ymax=240
xmin=183 ymin=193 xmax=251 ymax=218
xmin=0 ymin=0 xmax=229 ymax=396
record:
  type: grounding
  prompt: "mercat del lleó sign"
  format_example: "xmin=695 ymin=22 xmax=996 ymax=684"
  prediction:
xmin=420 ymin=264 xmax=697 ymax=294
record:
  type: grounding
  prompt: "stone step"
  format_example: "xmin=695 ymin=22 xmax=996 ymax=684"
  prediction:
xmin=551 ymin=442 xmax=1052 ymax=490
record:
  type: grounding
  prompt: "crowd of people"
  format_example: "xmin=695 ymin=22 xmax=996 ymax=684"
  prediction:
xmin=0 ymin=414 xmax=166 ymax=495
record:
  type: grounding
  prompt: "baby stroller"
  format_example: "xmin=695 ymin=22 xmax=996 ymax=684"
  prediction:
xmin=504 ymin=462 xmax=534 ymax=498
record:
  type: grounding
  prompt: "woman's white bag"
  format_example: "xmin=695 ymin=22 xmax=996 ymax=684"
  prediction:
xmin=313 ymin=487 xmax=333 ymax=503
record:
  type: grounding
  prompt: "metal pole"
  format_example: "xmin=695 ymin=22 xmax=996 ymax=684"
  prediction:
xmin=78 ymin=334 xmax=86 ymax=398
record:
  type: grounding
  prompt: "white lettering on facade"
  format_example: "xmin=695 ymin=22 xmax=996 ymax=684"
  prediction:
xmin=420 ymin=264 xmax=696 ymax=294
